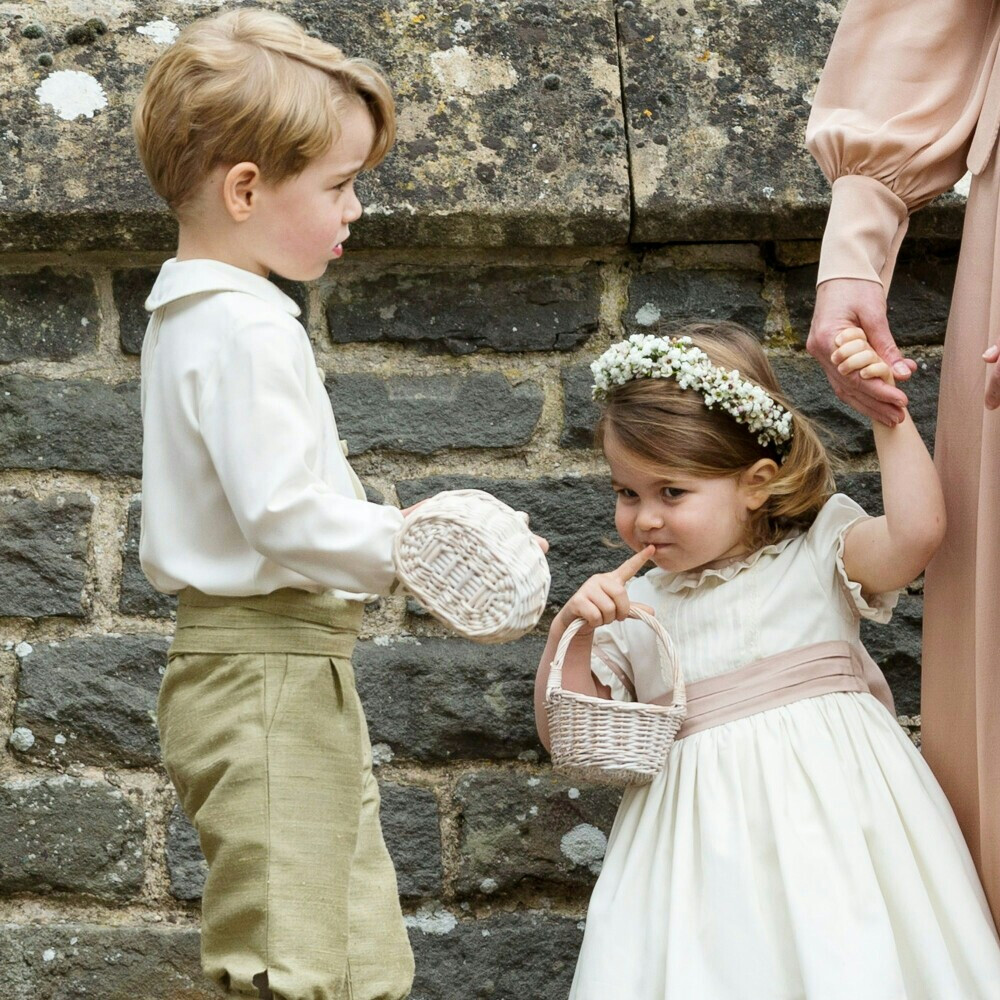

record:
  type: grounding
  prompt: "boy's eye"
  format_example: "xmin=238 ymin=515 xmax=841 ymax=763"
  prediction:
xmin=663 ymin=487 xmax=686 ymax=499
xmin=614 ymin=488 xmax=638 ymax=500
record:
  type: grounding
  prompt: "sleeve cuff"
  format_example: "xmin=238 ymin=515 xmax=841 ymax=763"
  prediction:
xmin=817 ymin=175 xmax=910 ymax=290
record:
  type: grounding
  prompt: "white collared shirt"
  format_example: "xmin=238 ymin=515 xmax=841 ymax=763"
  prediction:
xmin=139 ymin=257 xmax=403 ymax=601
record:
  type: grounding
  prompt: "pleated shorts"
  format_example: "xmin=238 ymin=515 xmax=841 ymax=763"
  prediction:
xmin=156 ymin=588 xmax=414 ymax=1000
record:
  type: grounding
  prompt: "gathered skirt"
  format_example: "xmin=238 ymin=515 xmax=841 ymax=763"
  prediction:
xmin=156 ymin=588 xmax=414 ymax=1000
xmin=569 ymin=690 xmax=1000 ymax=1000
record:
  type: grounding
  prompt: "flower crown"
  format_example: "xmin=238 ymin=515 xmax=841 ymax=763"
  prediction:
xmin=590 ymin=334 xmax=794 ymax=456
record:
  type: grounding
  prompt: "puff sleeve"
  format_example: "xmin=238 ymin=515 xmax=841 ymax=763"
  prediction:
xmin=589 ymin=620 xmax=637 ymax=704
xmin=805 ymin=494 xmax=901 ymax=625
xmin=806 ymin=0 xmax=996 ymax=289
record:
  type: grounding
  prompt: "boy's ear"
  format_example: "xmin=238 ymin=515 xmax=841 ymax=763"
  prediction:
xmin=740 ymin=458 xmax=779 ymax=511
xmin=222 ymin=162 xmax=262 ymax=222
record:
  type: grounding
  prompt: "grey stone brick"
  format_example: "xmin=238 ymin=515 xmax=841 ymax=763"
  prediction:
xmin=622 ymin=0 xmax=963 ymax=242
xmin=624 ymin=267 xmax=767 ymax=336
xmin=380 ymin=782 xmax=444 ymax=900
xmin=165 ymin=803 xmax=208 ymax=902
xmin=409 ymin=910 xmax=583 ymax=1000
xmin=834 ymin=471 xmax=884 ymax=518
xmin=13 ymin=634 xmax=169 ymax=768
xmin=0 ymin=375 xmax=141 ymax=476
xmin=560 ymin=361 xmax=601 ymax=448
xmin=325 ymin=266 xmax=600 ymax=355
xmin=0 ymin=493 xmax=90 ymax=619
xmin=784 ymin=247 xmax=956 ymax=348
xmin=354 ymin=635 xmax=546 ymax=762
xmin=0 ymin=923 xmax=210 ymax=1000
xmin=119 ymin=499 xmax=176 ymax=618
xmin=455 ymin=769 xmax=621 ymax=896
xmin=328 ymin=374 xmax=543 ymax=455
xmin=0 ymin=777 xmax=145 ymax=900
xmin=0 ymin=268 xmax=99 ymax=361
xmin=1 ymin=2 xmax=628 ymax=252
xmin=861 ymin=593 xmax=923 ymax=718
xmin=166 ymin=781 xmax=443 ymax=902
xmin=112 ymin=268 xmax=157 ymax=355
xmin=397 ymin=476 xmax=622 ymax=607
xmin=772 ymin=355 xmax=940 ymax=456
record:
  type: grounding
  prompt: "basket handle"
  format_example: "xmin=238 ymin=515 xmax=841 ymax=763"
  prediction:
xmin=545 ymin=607 xmax=686 ymax=709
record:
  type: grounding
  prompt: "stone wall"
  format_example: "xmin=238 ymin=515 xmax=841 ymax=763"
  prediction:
xmin=0 ymin=2 xmax=958 ymax=997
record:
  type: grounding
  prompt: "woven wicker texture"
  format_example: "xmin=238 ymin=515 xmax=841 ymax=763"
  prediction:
xmin=393 ymin=489 xmax=551 ymax=643
xmin=545 ymin=608 xmax=687 ymax=787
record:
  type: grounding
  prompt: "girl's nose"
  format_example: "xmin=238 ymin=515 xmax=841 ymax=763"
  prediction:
xmin=635 ymin=506 xmax=664 ymax=531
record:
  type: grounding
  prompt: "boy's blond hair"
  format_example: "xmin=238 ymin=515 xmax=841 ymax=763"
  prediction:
xmin=133 ymin=8 xmax=395 ymax=212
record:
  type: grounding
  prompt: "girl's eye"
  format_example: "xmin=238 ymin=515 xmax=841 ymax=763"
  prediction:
xmin=614 ymin=488 xmax=638 ymax=500
xmin=663 ymin=487 xmax=686 ymax=499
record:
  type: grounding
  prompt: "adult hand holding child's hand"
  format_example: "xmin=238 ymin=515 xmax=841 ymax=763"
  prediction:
xmin=829 ymin=326 xmax=896 ymax=387
xmin=558 ymin=545 xmax=656 ymax=636
xmin=808 ymin=278 xmax=915 ymax=425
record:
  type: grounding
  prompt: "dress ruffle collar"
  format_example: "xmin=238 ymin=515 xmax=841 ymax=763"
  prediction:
xmin=646 ymin=532 xmax=802 ymax=593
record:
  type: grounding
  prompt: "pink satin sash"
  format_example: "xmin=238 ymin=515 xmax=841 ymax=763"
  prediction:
xmin=626 ymin=640 xmax=897 ymax=740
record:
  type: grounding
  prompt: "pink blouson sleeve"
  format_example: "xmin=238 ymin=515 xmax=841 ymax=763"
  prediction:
xmin=806 ymin=0 xmax=998 ymax=289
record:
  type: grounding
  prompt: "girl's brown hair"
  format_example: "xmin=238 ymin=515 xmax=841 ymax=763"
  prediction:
xmin=594 ymin=322 xmax=835 ymax=550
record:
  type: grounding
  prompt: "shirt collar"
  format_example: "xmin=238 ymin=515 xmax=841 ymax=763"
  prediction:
xmin=144 ymin=257 xmax=301 ymax=317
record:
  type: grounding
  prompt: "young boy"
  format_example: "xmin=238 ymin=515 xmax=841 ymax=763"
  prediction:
xmin=133 ymin=10 xmax=415 ymax=999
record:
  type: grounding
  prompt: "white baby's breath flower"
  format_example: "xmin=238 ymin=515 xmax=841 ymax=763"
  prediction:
xmin=590 ymin=335 xmax=793 ymax=456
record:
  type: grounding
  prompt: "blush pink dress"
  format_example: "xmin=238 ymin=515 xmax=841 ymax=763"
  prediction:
xmin=807 ymin=0 xmax=1000 ymax=929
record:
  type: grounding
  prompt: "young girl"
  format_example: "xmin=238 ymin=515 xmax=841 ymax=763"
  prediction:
xmin=534 ymin=322 xmax=1000 ymax=999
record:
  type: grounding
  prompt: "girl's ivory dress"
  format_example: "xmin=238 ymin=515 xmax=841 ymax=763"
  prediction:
xmin=570 ymin=494 xmax=1000 ymax=1000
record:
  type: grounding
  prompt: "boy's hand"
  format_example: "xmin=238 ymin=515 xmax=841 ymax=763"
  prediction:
xmin=830 ymin=326 xmax=895 ymax=387
xmin=557 ymin=545 xmax=656 ymax=636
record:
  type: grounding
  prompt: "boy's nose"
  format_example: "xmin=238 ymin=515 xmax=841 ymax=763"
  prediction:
xmin=344 ymin=191 xmax=363 ymax=223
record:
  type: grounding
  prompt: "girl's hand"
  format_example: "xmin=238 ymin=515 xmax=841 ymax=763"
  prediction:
xmin=556 ymin=545 xmax=656 ymax=636
xmin=830 ymin=326 xmax=895 ymax=387
xmin=983 ymin=343 xmax=1000 ymax=410
xmin=807 ymin=278 xmax=914 ymax=425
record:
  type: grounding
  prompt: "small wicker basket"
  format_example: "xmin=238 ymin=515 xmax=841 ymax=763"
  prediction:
xmin=544 ymin=607 xmax=687 ymax=786
xmin=393 ymin=489 xmax=551 ymax=644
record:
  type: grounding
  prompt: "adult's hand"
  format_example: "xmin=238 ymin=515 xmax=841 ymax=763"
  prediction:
xmin=807 ymin=278 xmax=917 ymax=426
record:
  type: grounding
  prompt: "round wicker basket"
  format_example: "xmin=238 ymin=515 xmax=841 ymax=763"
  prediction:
xmin=544 ymin=607 xmax=687 ymax=786
xmin=393 ymin=489 xmax=551 ymax=643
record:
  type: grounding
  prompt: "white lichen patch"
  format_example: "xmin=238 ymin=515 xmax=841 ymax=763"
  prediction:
xmin=42 ymin=948 xmax=56 ymax=962
xmin=9 ymin=727 xmax=35 ymax=751
xmin=136 ymin=18 xmax=180 ymax=45
xmin=479 ymin=877 xmax=498 ymax=894
xmin=36 ymin=71 xmax=108 ymax=121
xmin=371 ymin=743 xmax=394 ymax=766
xmin=372 ymin=635 xmax=420 ymax=646
xmin=954 ymin=171 xmax=973 ymax=198
xmin=404 ymin=903 xmax=458 ymax=936
xmin=430 ymin=46 xmax=518 ymax=96
xmin=560 ymin=823 xmax=608 ymax=873
xmin=567 ymin=787 xmax=580 ymax=799
xmin=15 ymin=641 xmax=33 ymax=658
xmin=634 ymin=302 xmax=661 ymax=327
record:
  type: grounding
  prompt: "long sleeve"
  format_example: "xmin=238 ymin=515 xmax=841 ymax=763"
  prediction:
xmin=806 ymin=0 xmax=998 ymax=288
xmin=198 ymin=319 xmax=404 ymax=596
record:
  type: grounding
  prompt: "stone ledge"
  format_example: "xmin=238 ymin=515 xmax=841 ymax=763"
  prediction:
xmin=0 ymin=0 xmax=628 ymax=252
xmin=620 ymin=0 xmax=967 ymax=242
